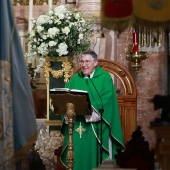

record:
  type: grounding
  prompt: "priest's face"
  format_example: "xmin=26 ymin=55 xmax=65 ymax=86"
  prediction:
xmin=79 ymin=54 xmax=98 ymax=76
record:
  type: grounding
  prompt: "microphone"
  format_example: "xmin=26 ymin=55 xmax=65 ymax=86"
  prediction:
xmin=87 ymin=75 xmax=104 ymax=165
xmin=87 ymin=75 xmax=104 ymax=114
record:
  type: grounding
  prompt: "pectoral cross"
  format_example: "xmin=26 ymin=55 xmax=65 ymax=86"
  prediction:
xmin=75 ymin=122 xmax=86 ymax=138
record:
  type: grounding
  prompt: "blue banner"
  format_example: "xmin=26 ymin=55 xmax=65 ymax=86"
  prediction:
xmin=0 ymin=0 xmax=37 ymax=168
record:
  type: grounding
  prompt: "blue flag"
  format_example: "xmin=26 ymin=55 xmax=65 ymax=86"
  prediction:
xmin=0 ymin=0 xmax=37 ymax=168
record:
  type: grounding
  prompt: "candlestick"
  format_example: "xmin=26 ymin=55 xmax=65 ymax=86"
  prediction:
xmin=48 ymin=0 xmax=53 ymax=12
xmin=132 ymin=32 xmax=139 ymax=52
xmin=126 ymin=51 xmax=149 ymax=73
xmin=28 ymin=0 xmax=33 ymax=31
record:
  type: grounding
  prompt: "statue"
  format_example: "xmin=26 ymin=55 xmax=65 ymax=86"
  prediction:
xmin=151 ymin=94 xmax=170 ymax=125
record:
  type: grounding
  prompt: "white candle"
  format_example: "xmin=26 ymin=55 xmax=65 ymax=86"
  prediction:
xmin=48 ymin=0 xmax=53 ymax=12
xmin=28 ymin=0 xmax=33 ymax=31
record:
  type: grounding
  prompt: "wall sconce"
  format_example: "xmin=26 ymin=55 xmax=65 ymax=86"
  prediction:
xmin=126 ymin=32 xmax=149 ymax=73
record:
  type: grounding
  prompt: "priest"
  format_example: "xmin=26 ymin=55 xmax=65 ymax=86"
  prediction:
xmin=61 ymin=50 xmax=124 ymax=170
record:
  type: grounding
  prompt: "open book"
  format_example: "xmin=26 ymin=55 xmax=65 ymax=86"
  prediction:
xmin=50 ymin=88 xmax=87 ymax=93
xmin=50 ymin=88 xmax=92 ymax=115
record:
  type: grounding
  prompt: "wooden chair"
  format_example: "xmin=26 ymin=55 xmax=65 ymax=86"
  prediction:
xmin=74 ymin=58 xmax=137 ymax=143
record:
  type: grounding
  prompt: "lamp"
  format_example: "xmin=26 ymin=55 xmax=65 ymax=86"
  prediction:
xmin=126 ymin=31 xmax=149 ymax=73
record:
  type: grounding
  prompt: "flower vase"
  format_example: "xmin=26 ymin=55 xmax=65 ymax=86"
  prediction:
xmin=44 ymin=56 xmax=73 ymax=130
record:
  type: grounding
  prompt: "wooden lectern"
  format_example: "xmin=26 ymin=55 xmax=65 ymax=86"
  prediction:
xmin=50 ymin=89 xmax=91 ymax=170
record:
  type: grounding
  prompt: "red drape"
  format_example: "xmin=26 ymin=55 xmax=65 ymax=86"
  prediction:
xmin=101 ymin=0 xmax=133 ymax=33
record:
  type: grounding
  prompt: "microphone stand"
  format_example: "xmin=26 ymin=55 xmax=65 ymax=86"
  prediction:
xmin=88 ymin=75 xmax=104 ymax=165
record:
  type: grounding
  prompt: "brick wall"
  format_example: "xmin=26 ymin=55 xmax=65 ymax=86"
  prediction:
xmin=117 ymin=29 xmax=166 ymax=148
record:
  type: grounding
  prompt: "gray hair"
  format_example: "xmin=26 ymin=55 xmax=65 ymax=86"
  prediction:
xmin=81 ymin=50 xmax=98 ymax=61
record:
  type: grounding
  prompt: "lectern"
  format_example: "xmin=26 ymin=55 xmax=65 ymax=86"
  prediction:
xmin=50 ymin=89 xmax=91 ymax=170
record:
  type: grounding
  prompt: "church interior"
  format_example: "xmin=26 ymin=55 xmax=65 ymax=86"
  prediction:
xmin=11 ymin=0 xmax=170 ymax=169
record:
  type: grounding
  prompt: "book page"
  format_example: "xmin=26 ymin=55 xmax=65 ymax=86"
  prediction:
xmin=50 ymin=88 xmax=70 ymax=91
xmin=70 ymin=89 xmax=88 ymax=93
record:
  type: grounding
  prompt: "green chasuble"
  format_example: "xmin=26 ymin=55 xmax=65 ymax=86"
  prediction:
xmin=60 ymin=67 xmax=124 ymax=170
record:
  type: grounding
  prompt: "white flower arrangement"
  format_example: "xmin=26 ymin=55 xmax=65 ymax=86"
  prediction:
xmin=34 ymin=127 xmax=64 ymax=170
xmin=27 ymin=5 xmax=96 ymax=58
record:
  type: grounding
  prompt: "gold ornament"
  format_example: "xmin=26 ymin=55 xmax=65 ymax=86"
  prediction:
xmin=44 ymin=57 xmax=73 ymax=84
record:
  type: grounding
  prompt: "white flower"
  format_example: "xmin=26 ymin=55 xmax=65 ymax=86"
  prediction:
xmin=37 ymin=42 xmax=48 ymax=55
xmin=48 ymin=27 xmax=60 ymax=38
xmin=57 ymin=20 xmax=61 ymax=25
xmin=27 ymin=5 xmax=96 ymax=57
xmin=49 ymin=19 xmax=53 ymax=24
xmin=75 ymin=13 xmax=80 ymax=19
xmin=49 ymin=10 xmax=53 ymax=15
xmin=32 ymin=18 xmax=36 ymax=24
xmin=34 ymin=127 xmax=63 ymax=170
xmin=37 ymin=25 xmax=44 ymax=33
xmin=79 ymin=33 xmax=84 ymax=40
xmin=62 ymin=27 xmax=70 ymax=35
xmin=49 ymin=41 xmax=57 ymax=47
xmin=42 ymin=35 xmax=47 ymax=40
xmin=29 ymin=30 xmax=35 ymax=38
xmin=56 ymin=43 xmax=68 ymax=56
xmin=57 ymin=13 xmax=65 ymax=20
xmin=36 ymin=15 xmax=50 ymax=25
xmin=32 ymin=45 xmax=36 ymax=49
xmin=54 ymin=5 xmax=67 ymax=15
xmin=77 ymin=39 xmax=80 ymax=44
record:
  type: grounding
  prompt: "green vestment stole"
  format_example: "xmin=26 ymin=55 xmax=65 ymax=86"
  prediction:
xmin=60 ymin=67 xmax=124 ymax=170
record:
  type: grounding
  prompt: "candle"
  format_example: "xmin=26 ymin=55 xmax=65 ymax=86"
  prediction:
xmin=48 ymin=0 xmax=53 ymax=12
xmin=132 ymin=32 xmax=139 ymax=52
xmin=28 ymin=0 xmax=33 ymax=31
